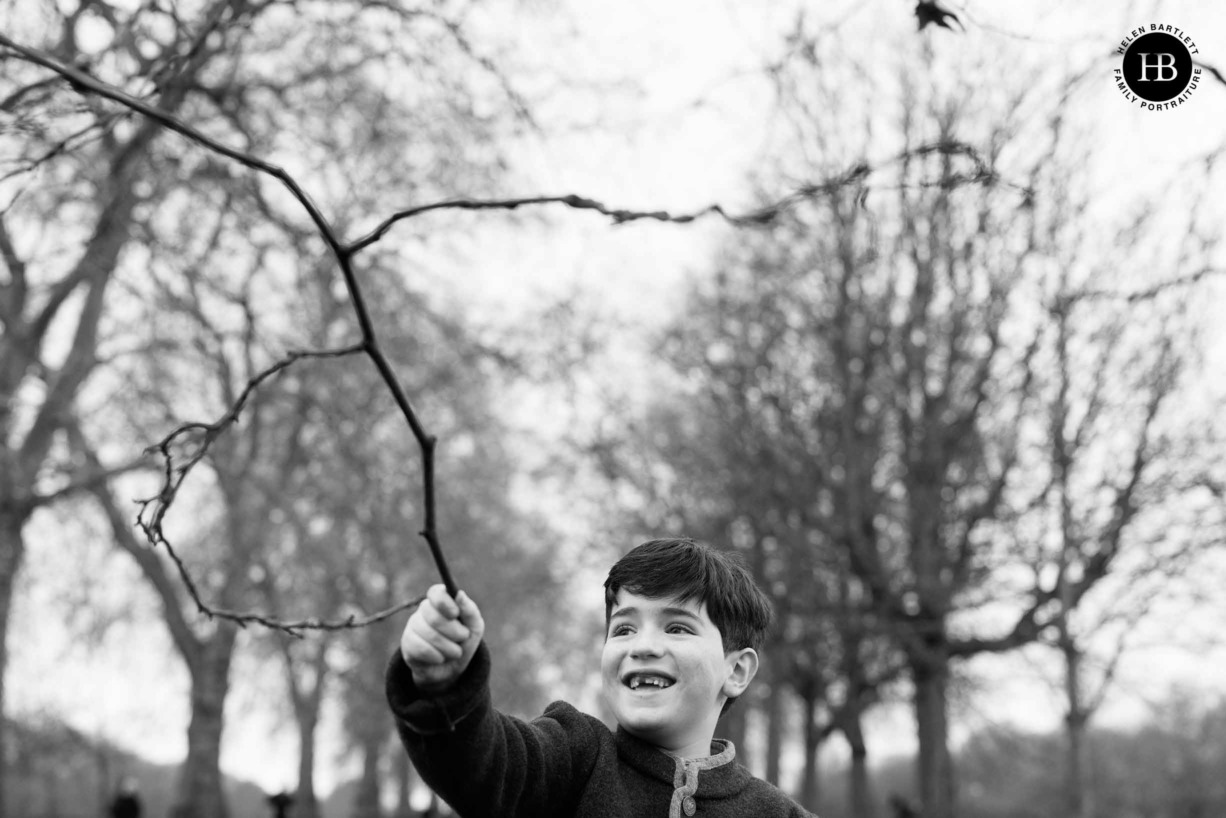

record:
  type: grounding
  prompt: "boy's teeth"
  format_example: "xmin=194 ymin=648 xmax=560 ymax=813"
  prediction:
xmin=628 ymin=674 xmax=674 ymax=690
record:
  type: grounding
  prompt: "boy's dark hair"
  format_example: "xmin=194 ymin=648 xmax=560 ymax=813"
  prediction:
xmin=603 ymin=538 xmax=774 ymax=655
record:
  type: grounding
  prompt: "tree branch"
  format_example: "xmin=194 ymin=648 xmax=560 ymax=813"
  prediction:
xmin=1067 ymin=267 xmax=1225 ymax=303
xmin=30 ymin=455 xmax=152 ymax=509
xmin=189 ymin=595 xmax=427 ymax=638
xmin=0 ymin=29 xmax=1031 ymax=634
xmin=134 ymin=344 xmax=370 ymax=632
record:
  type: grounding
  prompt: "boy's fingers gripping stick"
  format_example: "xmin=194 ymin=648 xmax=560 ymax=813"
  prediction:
xmin=427 ymin=582 xmax=460 ymax=618
xmin=455 ymin=590 xmax=485 ymax=642
xmin=401 ymin=584 xmax=484 ymax=691
xmin=402 ymin=584 xmax=454 ymax=666
xmin=421 ymin=590 xmax=471 ymax=644
xmin=408 ymin=611 xmax=463 ymax=662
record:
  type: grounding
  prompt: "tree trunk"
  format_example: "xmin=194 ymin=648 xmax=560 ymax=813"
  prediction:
xmin=0 ymin=507 xmax=29 ymax=814
xmin=172 ymin=629 xmax=237 ymax=818
xmin=86 ymin=470 xmax=239 ymax=818
xmin=837 ymin=616 xmax=876 ymax=818
xmin=351 ymin=732 xmax=385 ymax=818
xmin=294 ymin=710 xmax=321 ymax=818
xmin=799 ymin=691 xmax=821 ymax=811
xmin=1065 ymin=709 xmax=1092 ymax=818
xmin=843 ymin=713 xmax=875 ymax=818
xmin=1062 ymin=640 xmax=1095 ymax=818
xmin=393 ymin=753 xmax=415 ymax=818
xmin=912 ymin=656 xmax=954 ymax=818
xmin=1053 ymin=308 xmax=1096 ymax=818
xmin=95 ymin=739 xmax=114 ymax=815
xmin=285 ymin=637 xmax=329 ymax=818
xmin=765 ymin=678 xmax=784 ymax=786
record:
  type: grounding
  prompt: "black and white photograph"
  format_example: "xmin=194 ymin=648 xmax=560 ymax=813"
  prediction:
xmin=2 ymin=1 xmax=1224 ymax=816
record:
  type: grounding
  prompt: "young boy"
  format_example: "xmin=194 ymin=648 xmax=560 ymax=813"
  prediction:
xmin=386 ymin=538 xmax=818 ymax=817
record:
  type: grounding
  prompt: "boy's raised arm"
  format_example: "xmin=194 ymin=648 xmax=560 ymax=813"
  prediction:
xmin=389 ymin=585 xmax=600 ymax=818
xmin=400 ymin=583 xmax=485 ymax=692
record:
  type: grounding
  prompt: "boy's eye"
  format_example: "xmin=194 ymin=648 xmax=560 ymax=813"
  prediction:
xmin=610 ymin=624 xmax=633 ymax=637
xmin=666 ymin=624 xmax=693 ymax=635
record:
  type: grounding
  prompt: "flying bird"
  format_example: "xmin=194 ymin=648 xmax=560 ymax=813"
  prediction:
xmin=915 ymin=0 xmax=964 ymax=32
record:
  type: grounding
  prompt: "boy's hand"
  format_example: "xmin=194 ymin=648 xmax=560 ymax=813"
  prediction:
xmin=401 ymin=584 xmax=485 ymax=693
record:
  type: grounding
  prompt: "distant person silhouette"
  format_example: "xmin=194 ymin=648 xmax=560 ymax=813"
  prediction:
xmin=109 ymin=776 xmax=142 ymax=818
xmin=268 ymin=790 xmax=294 ymax=818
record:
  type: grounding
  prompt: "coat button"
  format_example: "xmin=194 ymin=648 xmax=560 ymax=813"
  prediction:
xmin=683 ymin=796 xmax=697 ymax=815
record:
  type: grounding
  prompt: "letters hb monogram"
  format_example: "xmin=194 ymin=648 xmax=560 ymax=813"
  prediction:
xmin=1137 ymin=53 xmax=1178 ymax=81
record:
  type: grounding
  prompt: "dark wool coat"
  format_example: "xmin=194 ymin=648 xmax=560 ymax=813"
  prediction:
xmin=386 ymin=643 xmax=817 ymax=818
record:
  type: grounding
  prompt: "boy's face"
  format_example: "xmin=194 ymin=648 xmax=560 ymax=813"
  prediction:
xmin=601 ymin=590 xmax=757 ymax=758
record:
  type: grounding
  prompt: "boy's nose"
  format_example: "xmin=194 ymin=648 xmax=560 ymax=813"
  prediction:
xmin=629 ymin=629 xmax=664 ymax=657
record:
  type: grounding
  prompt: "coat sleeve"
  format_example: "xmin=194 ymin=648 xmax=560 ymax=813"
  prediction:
xmin=386 ymin=642 xmax=600 ymax=818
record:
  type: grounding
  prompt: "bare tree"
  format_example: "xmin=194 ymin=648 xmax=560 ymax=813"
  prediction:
xmin=1032 ymin=265 xmax=1218 ymax=818
xmin=2 ymin=0 xmax=540 ymax=810
xmin=585 ymin=256 xmax=909 ymax=814
xmin=596 ymin=29 xmax=1225 ymax=818
xmin=0 ymin=1 xmax=280 ymax=807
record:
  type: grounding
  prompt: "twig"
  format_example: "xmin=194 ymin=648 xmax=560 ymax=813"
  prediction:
xmin=137 ymin=345 xmax=365 ymax=538
xmin=348 ymin=140 xmax=1017 ymax=254
xmin=135 ymin=344 xmax=370 ymax=631
xmin=181 ymin=595 xmax=427 ymax=639
xmin=1065 ymin=267 xmax=1225 ymax=304
xmin=30 ymin=455 xmax=152 ymax=509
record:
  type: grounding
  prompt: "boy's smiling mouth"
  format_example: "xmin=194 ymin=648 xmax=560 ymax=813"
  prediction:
xmin=623 ymin=671 xmax=676 ymax=691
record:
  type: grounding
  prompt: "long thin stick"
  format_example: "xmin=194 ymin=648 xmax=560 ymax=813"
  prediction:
xmin=1 ymin=32 xmax=1028 ymax=631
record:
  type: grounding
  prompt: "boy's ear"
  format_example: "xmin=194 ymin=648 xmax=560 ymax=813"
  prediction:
xmin=722 ymin=648 xmax=759 ymax=699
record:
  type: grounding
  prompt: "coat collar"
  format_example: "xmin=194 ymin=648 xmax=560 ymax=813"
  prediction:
xmin=614 ymin=727 xmax=752 ymax=799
